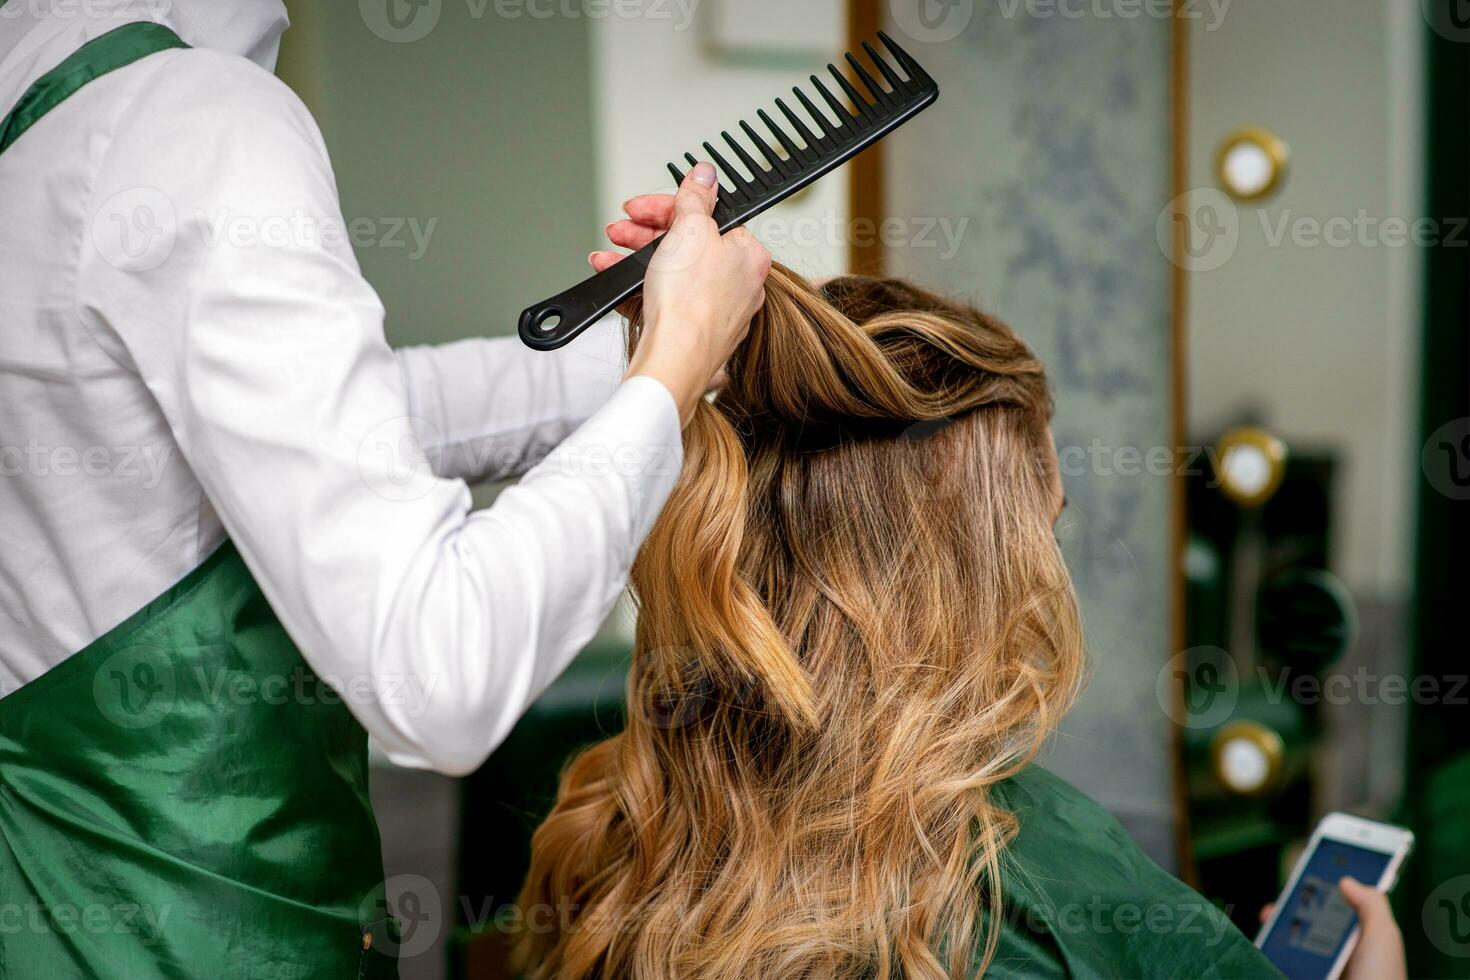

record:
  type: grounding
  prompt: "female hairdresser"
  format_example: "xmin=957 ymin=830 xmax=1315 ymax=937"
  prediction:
xmin=0 ymin=3 xmax=766 ymax=976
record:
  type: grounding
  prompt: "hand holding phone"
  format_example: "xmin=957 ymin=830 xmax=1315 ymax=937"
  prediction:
xmin=1333 ymin=877 xmax=1406 ymax=980
xmin=1255 ymin=813 xmax=1413 ymax=980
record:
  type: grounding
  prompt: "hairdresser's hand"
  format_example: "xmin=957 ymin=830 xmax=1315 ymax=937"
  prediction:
xmin=591 ymin=191 xmax=678 ymax=324
xmin=613 ymin=163 xmax=769 ymax=426
xmin=1258 ymin=878 xmax=1405 ymax=980
xmin=592 ymin=192 xmax=676 ymax=266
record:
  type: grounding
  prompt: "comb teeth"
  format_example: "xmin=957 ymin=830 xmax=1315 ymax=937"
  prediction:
xmin=659 ymin=29 xmax=936 ymax=230
xmin=882 ymin=29 xmax=932 ymax=85
xmin=847 ymin=50 xmax=892 ymax=108
xmin=521 ymin=32 xmax=936 ymax=353
xmin=829 ymin=63 xmax=877 ymax=125
xmin=811 ymin=72 xmax=856 ymax=132
xmin=774 ymin=97 xmax=821 ymax=158
xmin=758 ymin=108 xmax=807 ymax=166
xmin=862 ymin=40 xmax=904 ymax=97
xmin=740 ymin=119 xmax=792 ymax=178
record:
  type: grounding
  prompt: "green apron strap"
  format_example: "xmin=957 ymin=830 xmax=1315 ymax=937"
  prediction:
xmin=0 ymin=21 xmax=187 ymax=155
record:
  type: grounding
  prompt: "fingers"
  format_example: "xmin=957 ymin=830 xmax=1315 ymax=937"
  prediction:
xmin=1338 ymin=877 xmax=1407 ymax=980
xmin=1259 ymin=904 xmax=1276 ymax=924
xmin=732 ymin=228 xmax=772 ymax=312
xmin=605 ymin=219 xmax=661 ymax=252
xmin=1340 ymin=877 xmax=1396 ymax=932
xmin=671 ymin=162 xmax=719 ymax=221
xmin=603 ymin=194 xmax=677 ymax=252
xmin=623 ymin=193 xmax=675 ymax=227
xmin=587 ymin=250 xmax=625 ymax=273
xmin=727 ymin=225 xmax=768 ymax=257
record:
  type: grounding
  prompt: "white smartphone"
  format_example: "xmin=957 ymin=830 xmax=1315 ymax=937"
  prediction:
xmin=1255 ymin=812 xmax=1414 ymax=980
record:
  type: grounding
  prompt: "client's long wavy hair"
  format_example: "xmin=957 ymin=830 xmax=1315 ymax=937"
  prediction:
xmin=515 ymin=266 xmax=1085 ymax=979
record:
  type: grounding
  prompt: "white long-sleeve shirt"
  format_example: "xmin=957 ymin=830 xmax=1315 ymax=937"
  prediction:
xmin=0 ymin=4 xmax=683 ymax=774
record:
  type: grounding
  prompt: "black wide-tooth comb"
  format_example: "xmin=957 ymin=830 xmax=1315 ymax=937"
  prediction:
xmin=518 ymin=31 xmax=939 ymax=351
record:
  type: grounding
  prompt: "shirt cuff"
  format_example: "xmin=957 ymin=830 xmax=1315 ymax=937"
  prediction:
xmin=555 ymin=315 xmax=629 ymax=422
xmin=533 ymin=374 xmax=685 ymax=540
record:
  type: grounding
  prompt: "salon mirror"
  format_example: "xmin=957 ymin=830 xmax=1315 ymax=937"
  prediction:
xmin=1175 ymin=8 xmax=1461 ymax=970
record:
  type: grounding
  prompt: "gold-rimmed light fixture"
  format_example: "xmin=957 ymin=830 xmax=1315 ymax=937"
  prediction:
xmin=1210 ymin=720 xmax=1286 ymax=797
xmin=1216 ymin=426 xmax=1288 ymax=508
xmin=1215 ymin=127 xmax=1289 ymax=202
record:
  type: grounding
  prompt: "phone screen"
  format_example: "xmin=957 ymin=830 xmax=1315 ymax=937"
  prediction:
xmin=1259 ymin=839 xmax=1393 ymax=979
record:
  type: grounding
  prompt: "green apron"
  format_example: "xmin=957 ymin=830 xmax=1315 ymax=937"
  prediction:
xmin=0 ymin=25 xmax=398 ymax=979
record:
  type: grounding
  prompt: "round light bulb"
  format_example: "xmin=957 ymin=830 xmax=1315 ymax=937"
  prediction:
xmin=1210 ymin=721 xmax=1285 ymax=797
xmin=1215 ymin=127 xmax=1289 ymax=202
xmin=1222 ymin=443 xmax=1272 ymax=498
xmin=1222 ymin=142 xmax=1275 ymax=198
xmin=1219 ymin=736 xmax=1271 ymax=793
xmin=1215 ymin=426 xmax=1288 ymax=507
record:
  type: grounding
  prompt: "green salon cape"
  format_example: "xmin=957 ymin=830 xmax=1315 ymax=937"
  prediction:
xmin=0 ymin=33 xmax=400 ymax=972
xmin=982 ymin=768 xmax=1284 ymax=978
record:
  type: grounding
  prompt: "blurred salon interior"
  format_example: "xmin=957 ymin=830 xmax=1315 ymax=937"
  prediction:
xmin=271 ymin=1 xmax=1466 ymax=976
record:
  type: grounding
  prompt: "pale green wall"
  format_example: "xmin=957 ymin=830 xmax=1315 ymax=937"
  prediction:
xmin=276 ymin=2 xmax=600 ymax=346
